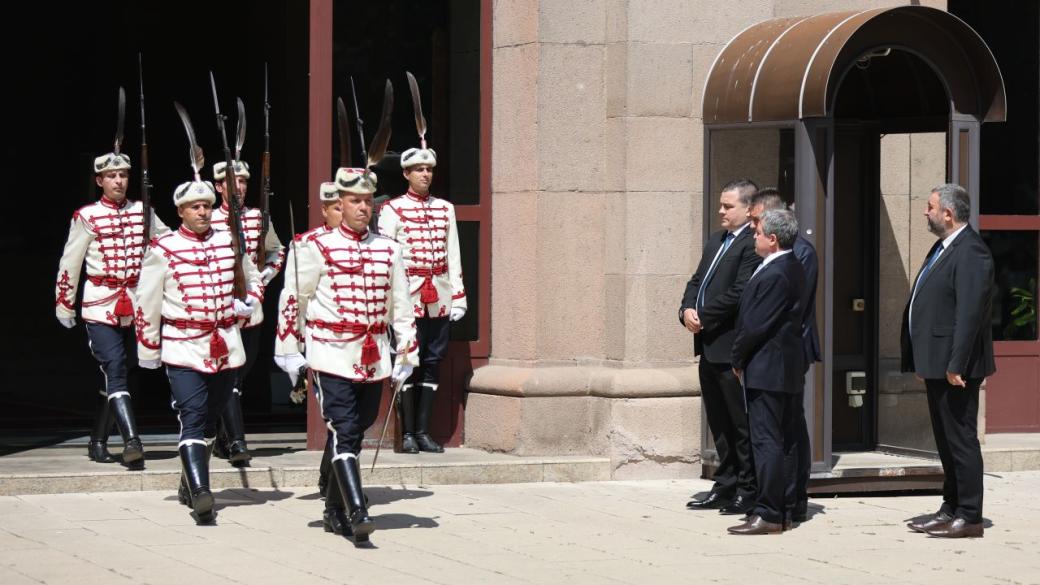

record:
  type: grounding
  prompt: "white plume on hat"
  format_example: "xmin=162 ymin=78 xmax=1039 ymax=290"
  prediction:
xmin=173 ymin=180 xmax=216 ymax=207
xmin=319 ymin=182 xmax=341 ymax=203
xmin=400 ymin=147 xmax=436 ymax=169
xmin=335 ymin=167 xmax=378 ymax=195
xmin=94 ymin=153 xmax=131 ymax=174
xmin=213 ymin=160 xmax=251 ymax=180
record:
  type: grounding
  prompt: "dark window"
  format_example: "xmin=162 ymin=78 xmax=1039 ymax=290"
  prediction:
xmin=981 ymin=230 xmax=1038 ymax=341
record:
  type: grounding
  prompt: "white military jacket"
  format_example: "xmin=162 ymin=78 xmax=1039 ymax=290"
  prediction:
xmin=55 ymin=197 xmax=170 ymax=326
xmin=212 ymin=203 xmax=285 ymax=328
xmin=377 ymin=190 xmax=467 ymax=319
xmin=135 ymin=226 xmax=261 ymax=373
xmin=275 ymin=224 xmax=418 ymax=382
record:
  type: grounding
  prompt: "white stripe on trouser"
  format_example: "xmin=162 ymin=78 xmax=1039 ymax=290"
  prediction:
xmin=166 ymin=368 xmax=186 ymax=441
xmin=107 ymin=391 xmax=130 ymax=400
xmin=97 ymin=390 xmax=107 ymax=398
xmin=314 ymin=373 xmax=339 ymax=454
xmin=232 ymin=388 xmax=241 ymax=396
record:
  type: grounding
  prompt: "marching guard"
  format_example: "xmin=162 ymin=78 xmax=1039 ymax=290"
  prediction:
xmin=135 ymin=104 xmax=261 ymax=524
xmin=211 ymin=155 xmax=284 ymax=465
xmin=55 ymin=88 xmax=169 ymax=465
xmin=376 ymin=72 xmax=467 ymax=454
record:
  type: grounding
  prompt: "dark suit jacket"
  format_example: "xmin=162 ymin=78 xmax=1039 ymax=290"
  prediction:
xmin=679 ymin=225 xmax=761 ymax=364
xmin=900 ymin=225 xmax=996 ymax=380
xmin=731 ymin=252 xmax=806 ymax=394
xmin=793 ymin=236 xmax=822 ymax=366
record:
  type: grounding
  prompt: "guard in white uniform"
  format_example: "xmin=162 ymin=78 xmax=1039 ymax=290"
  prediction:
xmin=210 ymin=159 xmax=285 ymax=465
xmin=135 ymin=178 xmax=260 ymax=524
xmin=377 ymin=147 xmax=466 ymax=453
xmin=276 ymin=168 xmax=417 ymax=543
xmin=55 ymin=151 xmax=169 ymax=465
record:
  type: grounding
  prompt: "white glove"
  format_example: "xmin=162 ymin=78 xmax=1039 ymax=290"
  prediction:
xmin=275 ymin=353 xmax=308 ymax=386
xmin=233 ymin=298 xmax=254 ymax=317
xmin=450 ymin=307 xmax=466 ymax=322
xmin=139 ymin=359 xmax=162 ymax=370
xmin=392 ymin=364 xmax=414 ymax=385
xmin=58 ymin=317 xmax=76 ymax=329
xmin=260 ymin=267 xmax=276 ymax=285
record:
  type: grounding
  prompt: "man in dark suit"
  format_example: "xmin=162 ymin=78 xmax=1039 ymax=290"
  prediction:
xmin=727 ymin=209 xmax=805 ymax=535
xmin=750 ymin=189 xmax=820 ymax=525
xmin=679 ymin=179 xmax=761 ymax=514
xmin=902 ymin=183 xmax=994 ymax=539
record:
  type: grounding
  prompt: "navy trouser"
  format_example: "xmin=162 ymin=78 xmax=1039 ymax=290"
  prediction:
xmin=233 ymin=326 xmax=260 ymax=391
xmin=86 ymin=322 xmax=137 ymax=397
xmin=313 ymin=372 xmax=382 ymax=456
xmin=926 ymin=377 xmax=984 ymax=523
xmin=747 ymin=387 xmax=801 ymax=524
xmin=166 ymin=366 xmax=234 ymax=442
xmin=407 ymin=316 xmax=450 ymax=386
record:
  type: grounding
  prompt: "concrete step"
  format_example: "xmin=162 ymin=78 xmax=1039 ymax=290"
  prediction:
xmin=0 ymin=435 xmax=610 ymax=496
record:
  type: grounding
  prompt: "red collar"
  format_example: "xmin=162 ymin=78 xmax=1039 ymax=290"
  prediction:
xmin=339 ymin=224 xmax=368 ymax=241
xmin=220 ymin=201 xmax=230 ymax=212
xmin=406 ymin=189 xmax=430 ymax=202
xmin=100 ymin=196 xmax=129 ymax=210
xmin=178 ymin=225 xmax=213 ymax=241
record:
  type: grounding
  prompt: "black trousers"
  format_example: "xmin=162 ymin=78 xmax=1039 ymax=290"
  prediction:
xmin=785 ymin=388 xmax=811 ymax=512
xmin=747 ymin=387 xmax=800 ymax=524
xmin=86 ymin=322 xmax=137 ymax=397
xmin=232 ymin=326 xmax=260 ymax=391
xmin=166 ymin=366 xmax=234 ymax=442
xmin=925 ymin=377 xmax=984 ymax=523
xmin=699 ymin=358 xmax=756 ymax=499
xmin=313 ymin=372 xmax=382 ymax=456
xmin=407 ymin=316 xmax=450 ymax=386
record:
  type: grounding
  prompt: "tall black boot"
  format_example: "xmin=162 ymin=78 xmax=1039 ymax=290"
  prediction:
xmin=415 ymin=384 xmax=444 ymax=453
xmin=331 ymin=455 xmax=375 ymax=542
xmin=318 ymin=434 xmax=333 ymax=498
xmin=109 ymin=392 xmax=144 ymax=464
xmin=399 ymin=385 xmax=419 ymax=454
xmin=221 ymin=389 xmax=251 ymax=467
xmin=179 ymin=441 xmax=215 ymax=524
xmin=322 ymin=452 xmax=349 ymax=535
xmin=87 ymin=391 xmax=116 ymax=463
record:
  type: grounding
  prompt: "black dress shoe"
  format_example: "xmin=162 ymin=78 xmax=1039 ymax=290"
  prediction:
xmin=926 ymin=518 xmax=983 ymax=538
xmin=719 ymin=495 xmax=754 ymax=515
xmin=907 ymin=511 xmax=953 ymax=533
xmin=727 ymin=514 xmax=783 ymax=535
xmin=686 ymin=492 xmax=730 ymax=510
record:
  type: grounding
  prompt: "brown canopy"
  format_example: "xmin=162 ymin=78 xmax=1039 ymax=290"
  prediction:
xmin=702 ymin=6 xmax=1006 ymax=124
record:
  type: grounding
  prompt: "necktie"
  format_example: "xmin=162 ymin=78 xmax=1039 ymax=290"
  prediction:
xmin=697 ymin=232 xmax=735 ymax=310
xmin=912 ymin=242 xmax=944 ymax=300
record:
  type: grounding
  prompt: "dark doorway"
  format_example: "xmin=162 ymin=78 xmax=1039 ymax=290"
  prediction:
xmin=1 ymin=2 xmax=310 ymax=447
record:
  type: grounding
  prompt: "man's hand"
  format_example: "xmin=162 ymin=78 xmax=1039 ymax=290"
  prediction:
xmin=260 ymin=267 xmax=276 ymax=285
xmin=233 ymin=298 xmax=255 ymax=318
xmin=275 ymin=353 xmax=308 ymax=386
xmin=139 ymin=359 xmax=162 ymax=370
xmin=392 ymin=363 xmax=414 ymax=385
xmin=682 ymin=308 xmax=702 ymax=333
xmin=57 ymin=317 xmax=76 ymax=329
xmin=946 ymin=371 xmax=966 ymax=388
xmin=732 ymin=367 xmax=743 ymax=380
xmin=450 ymin=307 xmax=466 ymax=322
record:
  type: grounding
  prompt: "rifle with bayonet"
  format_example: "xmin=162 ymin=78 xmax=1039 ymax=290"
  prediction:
xmin=258 ymin=63 xmax=273 ymax=268
xmin=210 ymin=71 xmax=248 ymax=301
xmin=138 ymin=54 xmax=153 ymax=246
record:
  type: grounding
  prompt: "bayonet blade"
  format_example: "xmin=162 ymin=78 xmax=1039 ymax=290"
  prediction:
xmin=366 ymin=79 xmax=394 ymax=168
xmin=349 ymin=76 xmax=368 ymax=167
xmin=235 ymin=97 xmax=247 ymax=160
xmin=406 ymin=71 xmax=427 ymax=148
xmin=114 ymin=87 xmax=126 ymax=155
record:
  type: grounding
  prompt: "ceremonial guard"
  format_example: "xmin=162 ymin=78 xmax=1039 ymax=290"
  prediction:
xmin=276 ymin=81 xmax=417 ymax=543
xmin=210 ymin=133 xmax=284 ymax=465
xmin=376 ymin=72 xmax=466 ymax=454
xmin=135 ymin=103 xmax=261 ymax=524
xmin=55 ymin=87 xmax=169 ymax=465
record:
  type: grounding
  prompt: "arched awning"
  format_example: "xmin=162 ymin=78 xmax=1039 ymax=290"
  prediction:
xmin=701 ymin=6 xmax=1006 ymax=124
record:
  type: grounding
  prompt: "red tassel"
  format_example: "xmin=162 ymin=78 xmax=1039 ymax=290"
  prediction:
xmin=420 ymin=276 xmax=439 ymax=304
xmin=360 ymin=332 xmax=380 ymax=365
xmin=209 ymin=330 xmax=229 ymax=360
xmin=114 ymin=290 xmax=133 ymax=317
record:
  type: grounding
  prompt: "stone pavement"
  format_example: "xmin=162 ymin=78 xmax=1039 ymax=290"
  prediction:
xmin=1 ymin=472 xmax=1039 ymax=585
